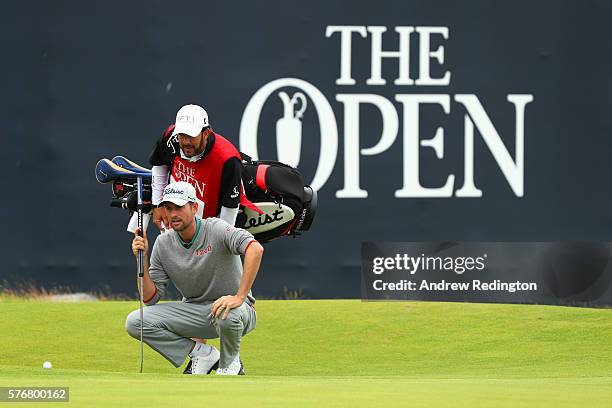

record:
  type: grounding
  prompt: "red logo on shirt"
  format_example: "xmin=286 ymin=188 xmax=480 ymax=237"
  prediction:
xmin=195 ymin=244 xmax=213 ymax=256
xmin=172 ymin=161 xmax=206 ymax=198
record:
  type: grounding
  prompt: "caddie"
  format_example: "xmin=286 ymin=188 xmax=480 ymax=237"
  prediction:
xmin=149 ymin=104 xmax=258 ymax=230
xmin=125 ymin=181 xmax=262 ymax=375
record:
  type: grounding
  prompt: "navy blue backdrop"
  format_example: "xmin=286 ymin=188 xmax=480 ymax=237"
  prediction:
xmin=2 ymin=0 xmax=611 ymax=300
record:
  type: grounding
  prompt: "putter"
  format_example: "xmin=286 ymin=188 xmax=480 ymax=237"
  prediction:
xmin=137 ymin=175 xmax=145 ymax=373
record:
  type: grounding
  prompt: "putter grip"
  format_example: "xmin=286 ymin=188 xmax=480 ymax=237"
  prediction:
xmin=138 ymin=251 xmax=144 ymax=277
xmin=136 ymin=176 xmax=145 ymax=278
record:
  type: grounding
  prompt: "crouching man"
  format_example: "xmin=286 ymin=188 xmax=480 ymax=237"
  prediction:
xmin=125 ymin=181 xmax=263 ymax=375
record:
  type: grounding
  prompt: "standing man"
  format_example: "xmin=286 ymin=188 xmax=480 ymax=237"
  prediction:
xmin=149 ymin=104 xmax=255 ymax=230
xmin=125 ymin=181 xmax=263 ymax=375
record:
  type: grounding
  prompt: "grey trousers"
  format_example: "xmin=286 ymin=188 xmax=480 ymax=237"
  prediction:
xmin=125 ymin=301 xmax=256 ymax=368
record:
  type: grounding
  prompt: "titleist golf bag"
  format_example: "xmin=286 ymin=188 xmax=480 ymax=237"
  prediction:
xmin=237 ymin=153 xmax=317 ymax=242
xmin=94 ymin=154 xmax=317 ymax=243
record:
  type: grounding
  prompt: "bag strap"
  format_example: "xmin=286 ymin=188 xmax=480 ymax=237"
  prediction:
xmin=240 ymin=151 xmax=253 ymax=163
xmin=256 ymin=164 xmax=270 ymax=191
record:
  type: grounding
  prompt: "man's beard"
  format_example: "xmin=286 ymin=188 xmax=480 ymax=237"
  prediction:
xmin=172 ymin=217 xmax=192 ymax=232
xmin=180 ymin=138 xmax=205 ymax=157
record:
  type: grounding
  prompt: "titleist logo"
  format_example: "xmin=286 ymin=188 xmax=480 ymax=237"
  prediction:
xmin=164 ymin=188 xmax=186 ymax=195
xmin=245 ymin=209 xmax=285 ymax=229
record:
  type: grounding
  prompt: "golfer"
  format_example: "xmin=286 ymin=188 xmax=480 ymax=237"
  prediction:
xmin=125 ymin=181 xmax=262 ymax=375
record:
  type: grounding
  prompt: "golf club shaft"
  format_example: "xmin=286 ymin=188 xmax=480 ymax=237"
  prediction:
xmin=137 ymin=176 xmax=144 ymax=374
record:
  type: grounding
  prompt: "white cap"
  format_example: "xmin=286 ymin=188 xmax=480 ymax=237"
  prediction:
xmin=172 ymin=104 xmax=209 ymax=137
xmin=161 ymin=181 xmax=197 ymax=206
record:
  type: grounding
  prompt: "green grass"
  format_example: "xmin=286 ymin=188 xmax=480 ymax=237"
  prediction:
xmin=1 ymin=299 xmax=611 ymax=406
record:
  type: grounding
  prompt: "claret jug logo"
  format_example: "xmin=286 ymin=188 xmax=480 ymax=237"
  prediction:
xmin=276 ymin=91 xmax=307 ymax=168
xmin=240 ymin=25 xmax=534 ymax=198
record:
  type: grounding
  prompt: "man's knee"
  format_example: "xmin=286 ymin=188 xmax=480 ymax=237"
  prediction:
xmin=215 ymin=309 xmax=243 ymax=332
xmin=125 ymin=310 xmax=142 ymax=339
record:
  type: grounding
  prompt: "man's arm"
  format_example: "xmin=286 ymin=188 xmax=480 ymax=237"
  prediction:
xmin=149 ymin=126 xmax=177 ymax=231
xmin=212 ymin=240 xmax=263 ymax=319
xmin=131 ymin=228 xmax=169 ymax=305
xmin=151 ymin=166 xmax=170 ymax=231
xmin=208 ymin=218 xmax=262 ymax=319
xmin=235 ymin=241 xmax=263 ymax=301
xmin=217 ymin=157 xmax=242 ymax=226
xmin=151 ymin=165 xmax=170 ymax=206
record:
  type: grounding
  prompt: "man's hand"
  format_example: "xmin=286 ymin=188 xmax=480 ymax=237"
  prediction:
xmin=132 ymin=228 xmax=149 ymax=258
xmin=211 ymin=295 xmax=245 ymax=319
xmin=152 ymin=206 xmax=171 ymax=231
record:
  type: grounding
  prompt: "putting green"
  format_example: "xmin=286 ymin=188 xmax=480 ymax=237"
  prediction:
xmin=1 ymin=299 xmax=611 ymax=406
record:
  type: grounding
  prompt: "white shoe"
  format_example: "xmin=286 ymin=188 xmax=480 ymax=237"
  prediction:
xmin=191 ymin=346 xmax=220 ymax=375
xmin=216 ymin=355 xmax=245 ymax=376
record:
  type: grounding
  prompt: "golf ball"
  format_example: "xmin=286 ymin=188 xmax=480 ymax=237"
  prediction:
xmin=43 ymin=361 xmax=52 ymax=369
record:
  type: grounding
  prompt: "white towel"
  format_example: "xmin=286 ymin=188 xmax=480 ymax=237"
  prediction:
xmin=126 ymin=212 xmax=151 ymax=234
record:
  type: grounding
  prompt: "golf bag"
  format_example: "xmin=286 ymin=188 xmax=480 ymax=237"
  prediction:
xmin=237 ymin=153 xmax=317 ymax=242
xmin=94 ymin=155 xmax=317 ymax=243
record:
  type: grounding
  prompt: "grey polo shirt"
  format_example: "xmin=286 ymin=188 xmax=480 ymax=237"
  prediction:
xmin=145 ymin=217 xmax=256 ymax=306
